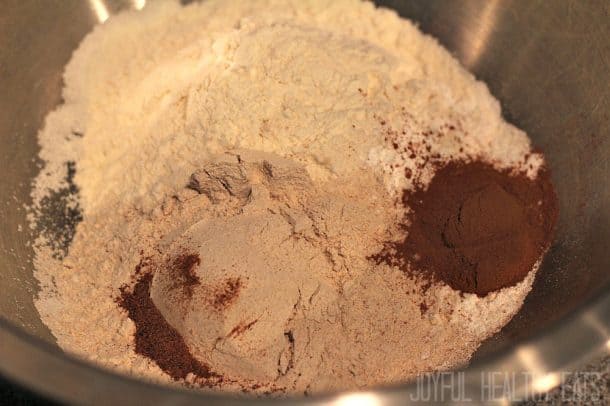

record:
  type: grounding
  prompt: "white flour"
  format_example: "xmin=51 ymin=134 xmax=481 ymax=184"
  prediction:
xmin=32 ymin=0 xmax=542 ymax=394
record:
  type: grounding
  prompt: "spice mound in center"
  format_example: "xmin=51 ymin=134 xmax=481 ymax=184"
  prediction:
xmin=374 ymin=160 xmax=558 ymax=296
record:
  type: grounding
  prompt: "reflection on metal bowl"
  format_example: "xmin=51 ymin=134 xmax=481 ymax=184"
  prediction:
xmin=0 ymin=0 xmax=608 ymax=404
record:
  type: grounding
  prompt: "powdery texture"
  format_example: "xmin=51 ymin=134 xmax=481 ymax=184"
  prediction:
xmin=32 ymin=0 xmax=543 ymax=395
xmin=149 ymin=151 xmax=401 ymax=392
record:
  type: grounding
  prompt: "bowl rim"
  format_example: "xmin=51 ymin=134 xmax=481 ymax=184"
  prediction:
xmin=1 ymin=0 xmax=609 ymax=403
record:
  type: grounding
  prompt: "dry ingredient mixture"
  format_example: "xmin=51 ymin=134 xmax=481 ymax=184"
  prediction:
xmin=31 ymin=0 xmax=557 ymax=395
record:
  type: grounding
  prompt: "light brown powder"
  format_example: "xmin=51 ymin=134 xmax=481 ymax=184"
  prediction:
xmin=31 ymin=0 xmax=543 ymax=395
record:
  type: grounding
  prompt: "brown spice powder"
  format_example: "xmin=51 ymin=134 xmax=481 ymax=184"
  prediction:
xmin=212 ymin=277 xmax=242 ymax=311
xmin=373 ymin=160 xmax=558 ymax=296
xmin=118 ymin=273 xmax=218 ymax=381
xmin=168 ymin=253 xmax=201 ymax=298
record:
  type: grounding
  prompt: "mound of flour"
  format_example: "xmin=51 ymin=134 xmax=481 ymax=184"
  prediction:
xmin=31 ymin=0 xmax=542 ymax=394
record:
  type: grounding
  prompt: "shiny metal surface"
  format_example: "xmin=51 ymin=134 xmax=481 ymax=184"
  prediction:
xmin=0 ymin=0 xmax=609 ymax=404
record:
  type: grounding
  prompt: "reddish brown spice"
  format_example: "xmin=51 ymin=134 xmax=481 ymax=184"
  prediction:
xmin=118 ymin=273 xmax=218 ymax=381
xmin=117 ymin=256 xmax=288 ymax=392
xmin=227 ymin=318 xmax=259 ymax=338
xmin=134 ymin=253 xmax=153 ymax=275
xmin=168 ymin=253 xmax=201 ymax=298
xmin=373 ymin=160 xmax=558 ymax=296
xmin=212 ymin=278 xmax=242 ymax=310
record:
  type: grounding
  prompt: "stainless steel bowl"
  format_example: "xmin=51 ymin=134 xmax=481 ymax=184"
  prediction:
xmin=1 ymin=1 xmax=609 ymax=404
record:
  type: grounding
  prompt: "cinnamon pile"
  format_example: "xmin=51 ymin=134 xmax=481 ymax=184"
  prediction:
xmin=373 ymin=160 xmax=558 ymax=296
xmin=118 ymin=272 xmax=219 ymax=382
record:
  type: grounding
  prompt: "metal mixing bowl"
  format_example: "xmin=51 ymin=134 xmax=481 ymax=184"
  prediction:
xmin=1 ymin=0 xmax=608 ymax=404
